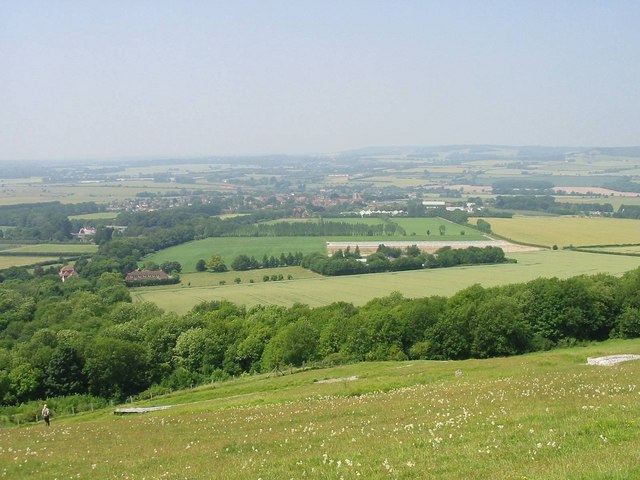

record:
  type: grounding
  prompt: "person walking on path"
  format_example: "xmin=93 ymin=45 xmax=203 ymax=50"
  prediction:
xmin=42 ymin=404 xmax=50 ymax=426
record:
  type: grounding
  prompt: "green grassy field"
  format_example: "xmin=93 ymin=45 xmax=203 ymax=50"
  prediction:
xmin=0 ymin=256 xmax=60 ymax=269
xmin=487 ymin=216 xmax=640 ymax=247
xmin=263 ymin=217 xmax=484 ymax=239
xmin=2 ymin=339 xmax=639 ymax=479
xmin=143 ymin=267 xmax=321 ymax=289
xmin=145 ymin=219 xmax=485 ymax=273
xmin=143 ymin=237 xmax=328 ymax=273
xmin=68 ymin=212 xmax=119 ymax=220
xmin=132 ymin=250 xmax=640 ymax=314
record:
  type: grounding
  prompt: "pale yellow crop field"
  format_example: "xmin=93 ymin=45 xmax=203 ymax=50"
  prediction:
xmin=0 ymin=180 xmax=232 ymax=205
xmin=488 ymin=216 xmax=640 ymax=247
xmin=0 ymin=256 xmax=59 ymax=268
xmin=2 ymin=244 xmax=98 ymax=254
xmin=68 ymin=212 xmax=119 ymax=220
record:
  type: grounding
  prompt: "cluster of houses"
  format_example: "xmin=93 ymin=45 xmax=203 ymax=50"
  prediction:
xmin=73 ymin=225 xmax=127 ymax=241
xmin=422 ymin=200 xmax=479 ymax=212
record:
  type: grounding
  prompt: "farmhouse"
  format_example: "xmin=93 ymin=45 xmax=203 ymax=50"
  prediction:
xmin=59 ymin=265 xmax=77 ymax=282
xmin=76 ymin=226 xmax=96 ymax=240
xmin=125 ymin=270 xmax=170 ymax=282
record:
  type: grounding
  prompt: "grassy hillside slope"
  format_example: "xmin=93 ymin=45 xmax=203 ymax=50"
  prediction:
xmin=2 ymin=339 xmax=639 ymax=479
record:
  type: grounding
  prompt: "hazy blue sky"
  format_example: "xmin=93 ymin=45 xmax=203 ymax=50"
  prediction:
xmin=1 ymin=1 xmax=639 ymax=161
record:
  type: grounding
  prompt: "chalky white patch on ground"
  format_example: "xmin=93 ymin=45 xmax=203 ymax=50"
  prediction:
xmin=326 ymin=240 xmax=541 ymax=255
xmin=114 ymin=405 xmax=174 ymax=415
xmin=315 ymin=376 xmax=358 ymax=384
xmin=586 ymin=354 xmax=640 ymax=366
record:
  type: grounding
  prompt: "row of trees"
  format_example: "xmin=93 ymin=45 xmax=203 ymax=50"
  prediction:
xmin=301 ymin=245 xmax=510 ymax=276
xmin=615 ymin=205 xmax=640 ymax=219
xmin=494 ymin=196 xmax=614 ymax=215
xmin=195 ymin=252 xmax=306 ymax=273
xmin=1 ymin=266 xmax=639 ymax=405
xmin=235 ymin=220 xmax=407 ymax=237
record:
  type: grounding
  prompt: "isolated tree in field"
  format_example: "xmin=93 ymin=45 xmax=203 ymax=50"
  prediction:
xmin=207 ymin=255 xmax=228 ymax=272
xmin=438 ymin=224 xmax=446 ymax=236
xmin=231 ymin=254 xmax=252 ymax=271
xmin=476 ymin=219 xmax=492 ymax=233
xmin=195 ymin=259 xmax=207 ymax=272
xmin=426 ymin=229 xmax=431 ymax=236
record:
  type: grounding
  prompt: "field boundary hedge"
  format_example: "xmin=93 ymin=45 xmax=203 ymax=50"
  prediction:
xmin=126 ymin=276 xmax=181 ymax=287
xmin=564 ymin=247 xmax=640 ymax=257
xmin=0 ymin=251 xmax=87 ymax=257
xmin=484 ymin=231 xmax=550 ymax=250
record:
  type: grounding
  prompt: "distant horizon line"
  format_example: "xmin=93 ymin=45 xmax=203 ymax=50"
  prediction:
xmin=2 ymin=144 xmax=640 ymax=164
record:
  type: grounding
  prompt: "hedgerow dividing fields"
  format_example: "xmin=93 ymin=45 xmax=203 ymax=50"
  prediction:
xmin=143 ymin=236 xmax=327 ymax=273
xmin=132 ymin=250 xmax=640 ymax=313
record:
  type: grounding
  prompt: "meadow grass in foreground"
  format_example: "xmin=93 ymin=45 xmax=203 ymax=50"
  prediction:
xmin=1 ymin=339 xmax=639 ymax=479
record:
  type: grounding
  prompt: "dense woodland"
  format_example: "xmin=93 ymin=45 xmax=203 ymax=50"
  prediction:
xmin=0 ymin=264 xmax=639 ymax=409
